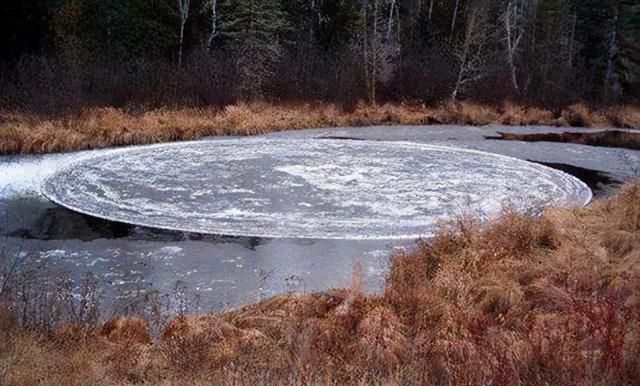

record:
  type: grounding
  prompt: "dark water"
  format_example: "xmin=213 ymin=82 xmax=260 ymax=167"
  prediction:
xmin=529 ymin=161 xmax=621 ymax=198
xmin=1 ymin=125 xmax=638 ymax=314
xmin=0 ymin=194 xmax=397 ymax=314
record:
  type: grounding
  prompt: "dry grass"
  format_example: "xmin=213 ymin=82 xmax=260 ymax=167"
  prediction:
xmin=498 ymin=103 xmax=556 ymax=126
xmin=2 ymin=183 xmax=640 ymax=385
xmin=1 ymin=102 xmax=639 ymax=155
xmin=491 ymin=128 xmax=640 ymax=150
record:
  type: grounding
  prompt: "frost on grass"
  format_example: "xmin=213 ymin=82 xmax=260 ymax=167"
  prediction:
xmin=42 ymin=139 xmax=591 ymax=240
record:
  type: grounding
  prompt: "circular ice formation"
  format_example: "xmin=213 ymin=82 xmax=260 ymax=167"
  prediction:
xmin=42 ymin=139 xmax=591 ymax=240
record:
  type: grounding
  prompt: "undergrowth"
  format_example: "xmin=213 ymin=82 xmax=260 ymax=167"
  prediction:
xmin=1 ymin=183 xmax=640 ymax=385
xmin=1 ymin=102 xmax=639 ymax=155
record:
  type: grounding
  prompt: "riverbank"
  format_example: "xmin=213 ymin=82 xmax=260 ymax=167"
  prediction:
xmin=489 ymin=129 xmax=640 ymax=151
xmin=1 ymin=182 xmax=639 ymax=385
xmin=1 ymin=102 xmax=639 ymax=155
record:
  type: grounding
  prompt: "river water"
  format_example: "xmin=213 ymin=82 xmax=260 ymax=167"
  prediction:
xmin=0 ymin=125 xmax=637 ymax=314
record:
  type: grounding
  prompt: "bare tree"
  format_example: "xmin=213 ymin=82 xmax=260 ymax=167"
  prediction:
xmin=567 ymin=10 xmax=577 ymax=67
xmin=604 ymin=0 xmax=623 ymax=100
xmin=361 ymin=0 xmax=399 ymax=104
xmin=503 ymin=0 xmax=535 ymax=94
xmin=452 ymin=3 xmax=491 ymax=100
xmin=308 ymin=0 xmax=325 ymax=40
xmin=451 ymin=0 xmax=461 ymax=36
xmin=176 ymin=0 xmax=191 ymax=67
xmin=549 ymin=4 xmax=578 ymax=70
xmin=386 ymin=0 xmax=398 ymax=41
xmin=205 ymin=0 xmax=219 ymax=49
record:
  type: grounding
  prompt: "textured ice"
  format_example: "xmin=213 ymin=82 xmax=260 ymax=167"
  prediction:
xmin=267 ymin=125 xmax=640 ymax=181
xmin=42 ymin=138 xmax=591 ymax=240
xmin=0 ymin=153 xmax=86 ymax=198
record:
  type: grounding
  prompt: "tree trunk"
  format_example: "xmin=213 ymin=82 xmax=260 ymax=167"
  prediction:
xmin=509 ymin=55 xmax=519 ymax=93
xmin=363 ymin=2 xmax=370 ymax=103
xmin=176 ymin=0 xmax=190 ymax=68
xmin=568 ymin=11 xmax=577 ymax=66
xmin=371 ymin=0 xmax=378 ymax=104
xmin=505 ymin=1 xmax=519 ymax=93
xmin=178 ymin=20 xmax=185 ymax=67
xmin=451 ymin=0 xmax=460 ymax=36
xmin=453 ymin=34 xmax=470 ymax=101
xmin=386 ymin=0 xmax=396 ymax=42
xmin=206 ymin=0 xmax=218 ymax=49
xmin=604 ymin=1 xmax=621 ymax=100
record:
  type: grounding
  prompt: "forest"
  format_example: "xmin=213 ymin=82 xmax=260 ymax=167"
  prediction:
xmin=1 ymin=0 xmax=639 ymax=113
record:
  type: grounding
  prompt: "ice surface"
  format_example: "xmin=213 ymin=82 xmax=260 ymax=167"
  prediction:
xmin=42 ymin=138 xmax=591 ymax=240
xmin=267 ymin=125 xmax=640 ymax=181
xmin=1 ymin=126 xmax=628 ymax=311
xmin=0 ymin=150 xmax=111 ymax=200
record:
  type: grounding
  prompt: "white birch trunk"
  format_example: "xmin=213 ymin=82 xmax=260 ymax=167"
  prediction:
xmin=177 ymin=0 xmax=190 ymax=67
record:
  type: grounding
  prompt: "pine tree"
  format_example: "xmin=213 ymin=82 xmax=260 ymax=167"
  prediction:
xmin=219 ymin=0 xmax=290 ymax=99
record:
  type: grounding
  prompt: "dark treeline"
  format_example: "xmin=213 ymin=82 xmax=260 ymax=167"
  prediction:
xmin=1 ymin=0 xmax=639 ymax=112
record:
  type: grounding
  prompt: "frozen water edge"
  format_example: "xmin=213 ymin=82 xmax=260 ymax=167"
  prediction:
xmin=41 ymin=138 xmax=592 ymax=240
xmin=0 ymin=126 xmax=631 ymax=311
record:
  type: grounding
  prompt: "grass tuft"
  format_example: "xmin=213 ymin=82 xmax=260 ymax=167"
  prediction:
xmin=2 ymin=184 xmax=640 ymax=384
xmin=1 ymin=102 xmax=638 ymax=155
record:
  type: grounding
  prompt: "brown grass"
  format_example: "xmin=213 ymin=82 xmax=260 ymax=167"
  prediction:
xmin=499 ymin=102 xmax=556 ymax=126
xmin=2 ymin=183 xmax=640 ymax=385
xmin=1 ymin=102 xmax=639 ymax=155
xmin=491 ymin=129 xmax=640 ymax=150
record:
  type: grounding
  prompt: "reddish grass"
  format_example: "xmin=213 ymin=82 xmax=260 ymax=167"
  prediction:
xmin=1 ymin=183 xmax=640 ymax=385
xmin=100 ymin=318 xmax=152 ymax=345
xmin=493 ymin=129 xmax=640 ymax=150
xmin=1 ymin=102 xmax=638 ymax=155
xmin=499 ymin=103 xmax=556 ymax=126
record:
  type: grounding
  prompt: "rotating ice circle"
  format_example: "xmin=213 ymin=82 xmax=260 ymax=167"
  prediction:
xmin=42 ymin=139 xmax=592 ymax=240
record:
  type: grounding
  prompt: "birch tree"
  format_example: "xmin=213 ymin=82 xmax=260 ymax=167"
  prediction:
xmin=205 ymin=0 xmax=219 ymax=49
xmin=451 ymin=0 xmax=461 ymax=36
xmin=502 ymin=0 xmax=534 ymax=93
xmin=452 ymin=2 xmax=491 ymax=100
xmin=360 ymin=0 xmax=399 ymax=104
xmin=176 ymin=0 xmax=190 ymax=67
xmin=604 ymin=0 xmax=623 ymax=99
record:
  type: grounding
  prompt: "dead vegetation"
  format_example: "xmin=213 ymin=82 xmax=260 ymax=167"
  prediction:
xmin=491 ymin=130 xmax=640 ymax=150
xmin=1 ymin=102 xmax=639 ymax=155
xmin=1 ymin=183 xmax=640 ymax=385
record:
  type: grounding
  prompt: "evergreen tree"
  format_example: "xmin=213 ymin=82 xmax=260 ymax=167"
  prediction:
xmin=0 ymin=0 xmax=639 ymax=106
xmin=219 ymin=0 xmax=290 ymax=99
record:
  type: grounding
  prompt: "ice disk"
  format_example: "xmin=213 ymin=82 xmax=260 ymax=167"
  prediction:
xmin=41 ymin=139 xmax=592 ymax=240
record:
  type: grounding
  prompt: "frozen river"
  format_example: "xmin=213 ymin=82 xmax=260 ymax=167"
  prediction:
xmin=42 ymin=139 xmax=589 ymax=240
xmin=1 ymin=125 xmax=638 ymax=313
